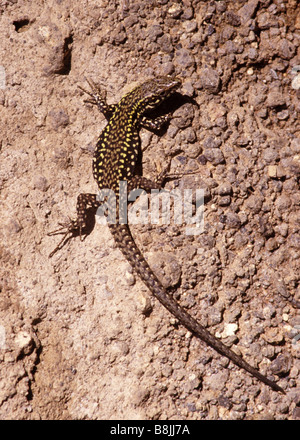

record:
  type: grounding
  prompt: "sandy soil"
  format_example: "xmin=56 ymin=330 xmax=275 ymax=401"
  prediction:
xmin=0 ymin=0 xmax=299 ymax=419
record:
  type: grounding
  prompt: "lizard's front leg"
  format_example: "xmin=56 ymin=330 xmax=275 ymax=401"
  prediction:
xmin=78 ymin=78 xmax=116 ymax=119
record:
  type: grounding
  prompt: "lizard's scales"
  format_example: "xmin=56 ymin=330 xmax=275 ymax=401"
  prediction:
xmin=50 ymin=76 xmax=284 ymax=393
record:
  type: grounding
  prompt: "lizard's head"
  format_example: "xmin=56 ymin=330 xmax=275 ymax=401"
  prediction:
xmin=131 ymin=76 xmax=182 ymax=111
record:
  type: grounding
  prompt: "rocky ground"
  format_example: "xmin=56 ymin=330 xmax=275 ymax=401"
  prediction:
xmin=0 ymin=0 xmax=299 ymax=420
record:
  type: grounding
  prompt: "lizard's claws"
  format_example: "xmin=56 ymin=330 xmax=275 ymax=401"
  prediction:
xmin=48 ymin=219 xmax=83 ymax=258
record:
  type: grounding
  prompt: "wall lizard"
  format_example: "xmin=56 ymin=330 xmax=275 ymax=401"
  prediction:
xmin=49 ymin=76 xmax=284 ymax=393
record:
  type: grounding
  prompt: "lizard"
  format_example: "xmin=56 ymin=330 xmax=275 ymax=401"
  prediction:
xmin=49 ymin=75 xmax=284 ymax=393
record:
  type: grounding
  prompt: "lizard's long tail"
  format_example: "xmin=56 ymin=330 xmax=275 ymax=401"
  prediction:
xmin=109 ymin=223 xmax=285 ymax=393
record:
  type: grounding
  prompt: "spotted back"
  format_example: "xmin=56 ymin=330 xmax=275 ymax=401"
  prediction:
xmin=92 ymin=108 xmax=140 ymax=192
xmin=92 ymin=76 xmax=181 ymax=193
